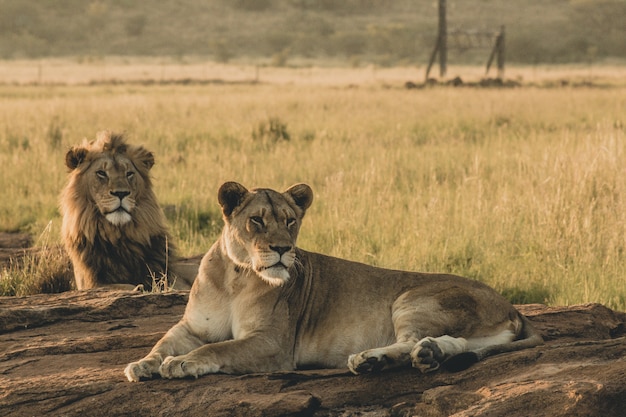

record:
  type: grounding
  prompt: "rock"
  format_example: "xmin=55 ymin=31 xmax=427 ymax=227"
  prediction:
xmin=1 ymin=290 xmax=624 ymax=416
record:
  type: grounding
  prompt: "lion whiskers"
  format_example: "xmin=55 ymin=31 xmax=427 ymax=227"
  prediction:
xmin=255 ymin=250 xmax=281 ymax=268
xmin=101 ymin=196 xmax=135 ymax=226
xmin=254 ymin=249 xmax=295 ymax=287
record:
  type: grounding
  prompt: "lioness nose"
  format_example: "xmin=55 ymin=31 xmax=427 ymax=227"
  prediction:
xmin=110 ymin=191 xmax=130 ymax=200
xmin=270 ymin=245 xmax=292 ymax=256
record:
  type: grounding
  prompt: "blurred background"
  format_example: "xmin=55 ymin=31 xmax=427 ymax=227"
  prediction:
xmin=1 ymin=0 xmax=624 ymax=68
xmin=1 ymin=1 xmax=625 ymax=308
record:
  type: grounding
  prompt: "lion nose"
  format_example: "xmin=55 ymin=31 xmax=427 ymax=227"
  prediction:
xmin=270 ymin=245 xmax=292 ymax=256
xmin=110 ymin=191 xmax=130 ymax=200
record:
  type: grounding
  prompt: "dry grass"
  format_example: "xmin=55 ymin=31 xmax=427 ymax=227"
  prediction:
xmin=1 ymin=58 xmax=625 ymax=87
xmin=0 ymin=63 xmax=625 ymax=310
xmin=0 ymin=223 xmax=73 ymax=296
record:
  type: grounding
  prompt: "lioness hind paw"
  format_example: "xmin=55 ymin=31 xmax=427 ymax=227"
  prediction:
xmin=348 ymin=353 xmax=389 ymax=374
xmin=411 ymin=339 xmax=446 ymax=373
xmin=359 ymin=356 xmax=387 ymax=373
xmin=413 ymin=356 xmax=441 ymax=373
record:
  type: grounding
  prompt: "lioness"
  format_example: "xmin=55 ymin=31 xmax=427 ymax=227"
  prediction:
xmin=125 ymin=182 xmax=542 ymax=381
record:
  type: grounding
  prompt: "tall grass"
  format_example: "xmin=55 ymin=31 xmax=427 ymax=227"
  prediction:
xmin=0 ymin=222 xmax=72 ymax=296
xmin=0 ymin=79 xmax=625 ymax=310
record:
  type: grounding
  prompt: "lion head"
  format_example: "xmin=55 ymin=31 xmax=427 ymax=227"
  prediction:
xmin=60 ymin=131 xmax=178 ymax=290
xmin=217 ymin=181 xmax=314 ymax=286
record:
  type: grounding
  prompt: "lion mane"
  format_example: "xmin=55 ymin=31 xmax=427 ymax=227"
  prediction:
xmin=60 ymin=131 xmax=191 ymax=291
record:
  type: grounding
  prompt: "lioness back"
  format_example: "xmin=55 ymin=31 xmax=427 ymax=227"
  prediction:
xmin=124 ymin=182 xmax=542 ymax=382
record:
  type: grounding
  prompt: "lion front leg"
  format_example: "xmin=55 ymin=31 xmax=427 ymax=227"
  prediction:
xmin=125 ymin=323 xmax=204 ymax=382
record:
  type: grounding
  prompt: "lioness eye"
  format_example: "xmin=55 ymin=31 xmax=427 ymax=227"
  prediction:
xmin=250 ymin=216 xmax=264 ymax=227
xmin=126 ymin=171 xmax=135 ymax=179
xmin=96 ymin=170 xmax=107 ymax=179
xmin=286 ymin=218 xmax=296 ymax=227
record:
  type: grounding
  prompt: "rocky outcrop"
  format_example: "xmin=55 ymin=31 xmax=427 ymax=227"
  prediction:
xmin=1 ymin=290 xmax=625 ymax=416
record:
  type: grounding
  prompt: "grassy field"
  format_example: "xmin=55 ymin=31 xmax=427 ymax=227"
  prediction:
xmin=1 ymin=64 xmax=625 ymax=310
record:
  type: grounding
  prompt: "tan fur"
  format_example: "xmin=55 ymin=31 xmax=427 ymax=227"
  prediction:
xmin=125 ymin=182 xmax=542 ymax=381
xmin=60 ymin=131 xmax=193 ymax=291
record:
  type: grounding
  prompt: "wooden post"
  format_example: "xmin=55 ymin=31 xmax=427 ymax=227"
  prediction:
xmin=438 ymin=0 xmax=447 ymax=77
xmin=425 ymin=37 xmax=440 ymax=80
xmin=424 ymin=0 xmax=447 ymax=81
xmin=497 ymin=25 xmax=505 ymax=79
xmin=485 ymin=26 xmax=505 ymax=79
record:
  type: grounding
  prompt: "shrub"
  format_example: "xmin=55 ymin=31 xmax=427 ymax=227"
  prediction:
xmin=252 ymin=117 xmax=291 ymax=143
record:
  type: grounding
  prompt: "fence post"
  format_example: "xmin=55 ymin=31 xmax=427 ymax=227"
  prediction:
xmin=425 ymin=0 xmax=447 ymax=81
xmin=485 ymin=26 xmax=505 ymax=79
xmin=497 ymin=25 xmax=505 ymax=79
xmin=425 ymin=37 xmax=439 ymax=80
xmin=438 ymin=0 xmax=447 ymax=77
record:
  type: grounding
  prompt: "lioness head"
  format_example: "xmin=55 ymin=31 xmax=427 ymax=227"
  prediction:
xmin=64 ymin=131 xmax=155 ymax=227
xmin=218 ymin=182 xmax=314 ymax=286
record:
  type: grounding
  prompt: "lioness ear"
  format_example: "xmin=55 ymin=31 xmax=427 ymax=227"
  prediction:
xmin=65 ymin=147 xmax=88 ymax=170
xmin=285 ymin=183 xmax=313 ymax=213
xmin=218 ymin=182 xmax=249 ymax=217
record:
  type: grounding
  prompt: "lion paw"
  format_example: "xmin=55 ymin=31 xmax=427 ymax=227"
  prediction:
xmin=411 ymin=338 xmax=445 ymax=373
xmin=159 ymin=356 xmax=218 ymax=379
xmin=159 ymin=356 xmax=190 ymax=379
xmin=348 ymin=351 xmax=389 ymax=375
xmin=124 ymin=360 xmax=156 ymax=382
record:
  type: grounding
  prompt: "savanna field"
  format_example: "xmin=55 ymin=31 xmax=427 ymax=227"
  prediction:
xmin=1 ymin=63 xmax=625 ymax=311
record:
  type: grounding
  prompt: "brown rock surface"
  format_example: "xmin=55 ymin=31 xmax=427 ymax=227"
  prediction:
xmin=1 ymin=290 xmax=625 ymax=416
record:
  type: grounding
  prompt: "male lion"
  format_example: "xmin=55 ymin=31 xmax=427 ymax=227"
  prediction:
xmin=125 ymin=182 xmax=542 ymax=381
xmin=60 ymin=131 xmax=195 ymax=291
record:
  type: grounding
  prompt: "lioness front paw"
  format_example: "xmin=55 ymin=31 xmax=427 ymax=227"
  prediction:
xmin=159 ymin=355 xmax=218 ymax=379
xmin=125 ymin=360 xmax=157 ymax=382
xmin=411 ymin=338 xmax=445 ymax=373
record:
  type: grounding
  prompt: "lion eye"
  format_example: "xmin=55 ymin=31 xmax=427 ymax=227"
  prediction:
xmin=286 ymin=218 xmax=296 ymax=227
xmin=250 ymin=216 xmax=264 ymax=227
xmin=126 ymin=171 xmax=135 ymax=179
xmin=96 ymin=170 xmax=108 ymax=179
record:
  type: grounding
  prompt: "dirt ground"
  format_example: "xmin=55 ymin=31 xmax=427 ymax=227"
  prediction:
xmin=0 ymin=232 xmax=33 ymax=266
xmin=1 ymin=232 xmax=625 ymax=416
